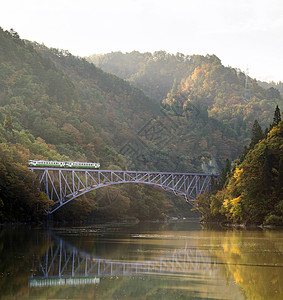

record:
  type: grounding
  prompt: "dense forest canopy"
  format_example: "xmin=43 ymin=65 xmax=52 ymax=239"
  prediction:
xmin=195 ymin=113 xmax=283 ymax=226
xmin=0 ymin=28 xmax=282 ymax=223
xmin=88 ymin=50 xmax=283 ymax=173
xmin=88 ymin=51 xmax=282 ymax=105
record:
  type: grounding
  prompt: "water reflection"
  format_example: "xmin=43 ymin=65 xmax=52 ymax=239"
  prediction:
xmin=203 ymin=229 xmax=283 ymax=300
xmin=30 ymin=234 xmax=219 ymax=287
xmin=1 ymin=223 xmax=283 ymax=299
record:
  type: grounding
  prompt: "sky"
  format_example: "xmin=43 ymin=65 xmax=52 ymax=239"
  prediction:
xmin=1 ymin=0 xmax=283 ymax=82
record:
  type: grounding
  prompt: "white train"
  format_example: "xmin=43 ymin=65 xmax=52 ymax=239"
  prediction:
xmin=28 ymin=160 xmax=100 ymax=169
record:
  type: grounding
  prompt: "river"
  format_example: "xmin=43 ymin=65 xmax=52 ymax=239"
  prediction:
xmin=0 ymin=221 xmax=282 ymax=299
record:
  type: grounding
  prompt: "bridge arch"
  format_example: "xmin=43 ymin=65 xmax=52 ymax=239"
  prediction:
xmin=29 ymin=168 xmax=218 ymax=214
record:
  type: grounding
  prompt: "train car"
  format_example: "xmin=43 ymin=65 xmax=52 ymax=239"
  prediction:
xmin=28 ymin=160 xmax=100 ymax=169
xmin=66 ymin=161 xmax=100 ymax=169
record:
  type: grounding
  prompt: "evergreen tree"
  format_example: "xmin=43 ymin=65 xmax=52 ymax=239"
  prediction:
xmin=249 ymin=120 xmax=264 ymax=150
xmin=270 ymin=105 xmax=281 ymax=130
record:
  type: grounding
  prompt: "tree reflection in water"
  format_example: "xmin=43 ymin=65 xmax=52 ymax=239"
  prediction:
xmin=0 ymin=224 xmax=282 ymax=299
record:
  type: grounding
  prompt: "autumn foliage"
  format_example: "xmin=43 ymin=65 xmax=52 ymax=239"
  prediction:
xmin=195 ymin=115 xmax=283 ymax=225
xmin=0 ymin=28 xmax=282 ymax=222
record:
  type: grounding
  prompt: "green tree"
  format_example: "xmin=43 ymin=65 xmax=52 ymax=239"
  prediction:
xmin=249 ymin=120 xmax=264 ymax=150
xmin=270 ymin=105 xmax=281 ymax=130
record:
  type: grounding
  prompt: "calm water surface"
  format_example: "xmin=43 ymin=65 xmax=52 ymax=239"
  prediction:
xmin=0 ymin=221 xmax=283 ymax=299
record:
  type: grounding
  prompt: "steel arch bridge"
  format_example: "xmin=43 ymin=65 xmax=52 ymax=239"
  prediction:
xmin=29 ymin=167 xmax=219 ymax=214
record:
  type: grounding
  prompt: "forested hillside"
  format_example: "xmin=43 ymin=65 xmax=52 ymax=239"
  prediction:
xmin=89 ymin=51 xmax=282 ymax=133
xmin=88 ymin=51 xmax=195 ymax=101
xmin=0 ymin=28 xmax=282 ymax=223
xmin=163 ymin=55 xmax=282 ymax=135
xmin=0 ymin=28 xmax=168 ymax=222
xmin=195 ymin=109 xmax=283 ymax=226
xmin=89 ymin=51 xmax=283 ymax=167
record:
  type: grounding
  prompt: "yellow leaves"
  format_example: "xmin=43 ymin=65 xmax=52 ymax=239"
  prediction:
xmin=231 ymin=195 xmax=242 ymax=207
xmin=233 ymin=167 xmax=243 ymax=180
xmin=221 ymin=194 xmax=243 ymax=222
xmin=223 ymin=198 xmax=229 ymax=209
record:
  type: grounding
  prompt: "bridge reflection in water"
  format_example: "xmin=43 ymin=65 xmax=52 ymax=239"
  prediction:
xmin=29 ymin=235 xmax=219 ymax=288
